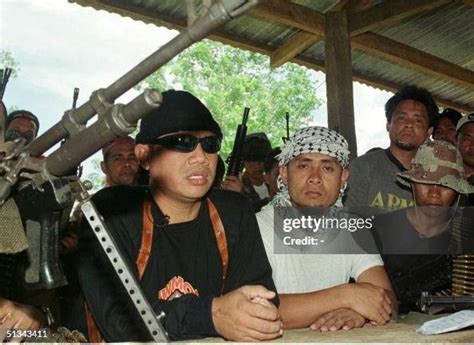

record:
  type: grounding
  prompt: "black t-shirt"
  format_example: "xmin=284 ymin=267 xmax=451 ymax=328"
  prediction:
xmin=373 ymin=209 xmax=453 ymax=312
xmin=373 ymin=209 xmax=453 ymax=254
xmin=65 ymin=186 xmax=277 ymax=341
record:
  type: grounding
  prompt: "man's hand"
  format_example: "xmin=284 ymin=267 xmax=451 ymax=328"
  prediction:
xmin=310 ymin=308 xmax=366 ymax=331
xmin=0 ymin=299 xmax=45 ymax=342
xmin=342 ymin=283 xmax=393 ymax=325
xmin=212 ymin=285 xmax=283 ymax=341
xmin=221 ymin=176 xmax=244 ymax=193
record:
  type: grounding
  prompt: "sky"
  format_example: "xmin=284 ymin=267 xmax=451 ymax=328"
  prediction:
xmin=1 ymin=0 xmax=392 ymax=178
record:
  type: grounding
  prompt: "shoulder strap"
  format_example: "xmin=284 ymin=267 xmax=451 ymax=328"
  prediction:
xmin=85 ymin=301 xmax=103 ymax=343
xmin=207 ymin=198 xmax=228 ymax=292
xmin=136 ymin=199 xmax=153 ymax=279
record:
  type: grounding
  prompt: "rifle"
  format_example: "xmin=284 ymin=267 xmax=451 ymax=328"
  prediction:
xmin=226 ymin=107 xmax=249 ymax=176
xmin=72 ymin=87 xmax=80 ymax=109
xmin=282 ymin=111 xmax=290 ymax=143
xmin=0 ymin=1 xmax=261 ymax=342
xmin=0 ymin=68 xmax=12 ymax=101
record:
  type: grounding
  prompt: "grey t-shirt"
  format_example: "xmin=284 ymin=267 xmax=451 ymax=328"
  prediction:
xmin=344 ymin=148 xmax=413 ymax=215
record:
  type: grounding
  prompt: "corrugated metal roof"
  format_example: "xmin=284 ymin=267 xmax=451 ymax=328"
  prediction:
xmin=70 ymin=0 xmax=474 ymax=112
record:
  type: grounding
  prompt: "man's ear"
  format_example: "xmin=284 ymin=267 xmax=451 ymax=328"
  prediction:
xmin=340 ymin=168 xmax=349 ymax=188
xmin=386 ymin=121 xmax=391 ymax=132
xmin=135 ymin=144 xmax=151 ymax=170
xmin=279 ymin=165 xmax=288 ymax=185
xmin=100 ymin=161 xmax=107 ymax=175
xmin=263 ymin=173 xmax=271 ymax=185
xmin=427 ymin=126 xmax=434 ymax=138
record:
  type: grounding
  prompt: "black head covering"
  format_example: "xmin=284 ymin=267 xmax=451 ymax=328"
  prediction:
xmin=136 ymin=90 xmax=222 ymax=144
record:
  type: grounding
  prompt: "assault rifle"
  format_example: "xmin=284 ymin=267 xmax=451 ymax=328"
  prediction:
xmin=282 ymin=111 xmax=290 ymax=143
xmin=226 ymin=107 xmax=249 ymax=176
xmin=0 ymin=1 xmax=261 ymax=342
xmin=0 ymin=68 xmax=12 ymax=101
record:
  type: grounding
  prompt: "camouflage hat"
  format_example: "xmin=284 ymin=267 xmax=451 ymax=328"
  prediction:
xmin=397 ymin=140 xmax=474 ymax=194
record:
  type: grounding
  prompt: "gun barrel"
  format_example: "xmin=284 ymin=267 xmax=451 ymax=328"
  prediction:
xmin=27 ymin=0 xmax=260 ymax=158
xmin=226 ymin=107 xmax=250 ymax=176
xmin=0 ymin=68 xmax=12 ymax=101
xmin=72 ymin=87 xmax=80 ymax=109
xmin=45 ymin=89 xmax=162 ymax=176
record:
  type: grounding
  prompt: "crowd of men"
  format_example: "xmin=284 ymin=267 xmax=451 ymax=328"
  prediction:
xmin=0 ymin=84 xmax=473 ymax=341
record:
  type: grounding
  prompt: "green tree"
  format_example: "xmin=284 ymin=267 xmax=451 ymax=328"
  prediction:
xmin=141 ymin=39 xmax=322 ymax=158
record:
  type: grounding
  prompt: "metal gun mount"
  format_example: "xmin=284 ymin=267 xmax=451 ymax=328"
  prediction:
xmin=0 ymin=0 xmax=262 ymax=206
xmin=77 ymin=182 xmax=169 ymax=342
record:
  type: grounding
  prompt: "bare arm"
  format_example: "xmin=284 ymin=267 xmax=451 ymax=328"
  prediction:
xmin=279 ymin=285 xmax=356 ymax=329
xmin=357 ymin=265 xmax=399 ymax=313
xmin=280 ymin=278 xmax=394 ymax=329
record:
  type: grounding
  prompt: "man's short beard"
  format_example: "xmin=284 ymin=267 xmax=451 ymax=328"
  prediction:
xmin=393 ymin=139 xmax=417 ymax=151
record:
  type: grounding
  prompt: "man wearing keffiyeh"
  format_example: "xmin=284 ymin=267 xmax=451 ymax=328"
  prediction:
xmin=257 ymin=126 xmax=397 ymax=331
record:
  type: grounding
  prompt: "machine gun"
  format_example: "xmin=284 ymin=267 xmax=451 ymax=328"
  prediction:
xmin=418 ymin=292 xmax=474 ymax=314
xmin=226 ymin=107 xmax=249 ymax=176
xmin=0 ymin=1 xmax=261 ymax=342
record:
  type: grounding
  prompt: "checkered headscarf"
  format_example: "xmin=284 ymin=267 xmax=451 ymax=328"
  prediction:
xmin=271 ymin=126 xmax=350 ymax=207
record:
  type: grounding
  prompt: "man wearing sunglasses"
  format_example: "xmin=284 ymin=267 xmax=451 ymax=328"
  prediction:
xmin=68 ymin=90 xmax=281 ymax=342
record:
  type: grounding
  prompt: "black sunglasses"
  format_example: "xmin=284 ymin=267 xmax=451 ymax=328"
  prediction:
xmin=152 ymin=134 xmax=221 ymax=153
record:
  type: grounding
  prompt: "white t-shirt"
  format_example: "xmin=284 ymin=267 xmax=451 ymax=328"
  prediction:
xmin=253 ymin=183 xmax=270 ymax=200
xmin=256 ymin=205 xmax=384 ymax=293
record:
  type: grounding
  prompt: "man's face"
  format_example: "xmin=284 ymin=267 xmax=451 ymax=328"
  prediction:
xmin=244 ymin=160 xmax=265 ymax=182
xmin=101 ymin=143 xmax=139 ymax=186
xmin=143 ymin=130 xmax=218 ymax=204
xmin=280 ymin=152 xmax=349 ymax=207
xmin=413 ymin=183 xmax=457 ymax=217
xmin=263 ymin=163 xmax=279 ymax=198
xmin=457 ymin=123 xmax=474 ymax=170
xmin=387 ymin=100 xmax=432 ymax=151
xmin=5 ymin=117 xmax=38 ymax=144
xmin=433 ymin=117 xmax=457 ymax=146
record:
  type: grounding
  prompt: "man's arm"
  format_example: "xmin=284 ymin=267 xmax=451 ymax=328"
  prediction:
xmin=357 ymin=265 xmax=399 ymax=313
xmin=278 ymin=282 xmax=392 ymax=329
xmin=212 ymin=192 xmax=282 ymax=340
xmin=309 ymin=262 xmax=397 ymax=331
xmin=212 ymin=285 xmax=282 ymax=341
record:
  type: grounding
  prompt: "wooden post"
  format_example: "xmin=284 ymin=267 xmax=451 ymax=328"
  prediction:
xmin=325 ymin=10 xmax=358 ymax=159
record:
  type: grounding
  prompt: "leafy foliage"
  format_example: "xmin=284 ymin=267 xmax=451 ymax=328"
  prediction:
xmin=140 ymin=39 xmax=322 ymax=158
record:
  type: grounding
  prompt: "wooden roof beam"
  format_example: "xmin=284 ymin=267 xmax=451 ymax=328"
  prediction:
xmin=214 ymin=32 xmax=473 ymax=113
xmin=70 ymin=0 xmax=473 ymax=113
xmin=348 ymin=0 xmax=454 ymax=36
xmin=251 ymin=0 xmax=325 ymax=35
xmin=333 ymin=0 xmax=377 ymax=12
xmin=252 ymin=1 xmax=474 ymax=90
xmin=352 ymin=32 xmax=474 ymax=89
xmin=270 ymin=31 xmax=321 ymax=68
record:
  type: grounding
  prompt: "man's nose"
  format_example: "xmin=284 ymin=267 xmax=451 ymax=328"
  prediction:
xmin=308 ymin=168 xmax=322 ymax=184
